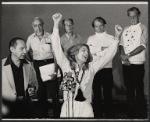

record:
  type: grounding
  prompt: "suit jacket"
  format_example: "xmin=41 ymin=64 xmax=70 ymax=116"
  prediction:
xmin=2 ymin=57 xmax=38 ymax=102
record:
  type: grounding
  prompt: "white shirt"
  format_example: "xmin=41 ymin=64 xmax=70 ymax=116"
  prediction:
xmin=51 ymin=28 xmax=119 ymax=103
xmin=26 ymin=31 xmax=54 ymax=60
xmin=87 ymin=31 xmax=116 ymax=68
xmin=120 ymin=23 xmax=148 ymax=64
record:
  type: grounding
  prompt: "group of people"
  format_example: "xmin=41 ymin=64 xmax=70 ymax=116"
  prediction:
xmin=2 ymin=7 xmax=148 ymax=119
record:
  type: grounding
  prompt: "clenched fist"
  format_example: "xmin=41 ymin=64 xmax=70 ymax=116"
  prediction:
xmin=115 ymin=25 xmax=123 ymax=37
xmin=52 ymin=13 xmax=62 ymax=24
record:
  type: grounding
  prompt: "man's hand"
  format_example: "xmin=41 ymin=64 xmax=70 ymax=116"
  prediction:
xmin=52 ymin=13 xmax=62 ymax=28
xmin=28 ymin=85 xmax=36 ymax=97
xmin=121 ymin=54 xmax=129 ymax=61
xmin=123 ymin=59 xmax=131 ymax=66
xmin=49 ymin=72 xmax=57 ymax=80
xmin=115 ymin=25 xmax=123 ymax=38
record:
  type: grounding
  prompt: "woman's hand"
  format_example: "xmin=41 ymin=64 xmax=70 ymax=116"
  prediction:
xmin=52 ymin=13 xmax=62 ymax=28
xmin=115 ymin=25 xmax=123 ymax=40
xmin=115 ymin=25 xmax=122 ymax=35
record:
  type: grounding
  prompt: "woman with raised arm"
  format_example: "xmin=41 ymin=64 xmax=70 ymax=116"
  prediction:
xmin=51 ymin=13 xmax=122 ymax=118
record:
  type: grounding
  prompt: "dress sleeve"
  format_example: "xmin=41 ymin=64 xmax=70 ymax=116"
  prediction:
xmin=51 ymin=28 xmax=69 ymax=70
xmin=91 ymin=38 xmax=118 ymax=74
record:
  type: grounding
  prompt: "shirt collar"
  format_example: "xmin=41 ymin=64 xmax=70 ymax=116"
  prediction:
xmin=4 ymin=55 xmax=29 ymax=66
xmin=75 ymin=63 xmax=85 ymax=72
xmin=33 ymin=31 xmax=47 ymax=38
xmin=65 ymin=33 xmax=77 ymax=39
xmin=130 ymin=22 xmax=141 ymax=28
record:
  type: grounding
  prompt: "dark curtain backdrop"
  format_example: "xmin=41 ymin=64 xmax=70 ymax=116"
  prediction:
xmin=1 ymin=3 xmax=149 ymax=99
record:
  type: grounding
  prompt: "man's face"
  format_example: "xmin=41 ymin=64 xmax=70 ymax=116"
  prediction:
xmin=75 ymin=46 xmax=89 ymax=63
xmin=94 ymin=20 xmax=105 ymax=33
xmin=128 ymin=10 xmax=140 ymax=25
xmin=32 ymin=20 xmax=44 ymax=36
xmin=11 ymin=40 xmax=27 ymax=60
xmin=64 ymin=20 xmax=74 ymax=33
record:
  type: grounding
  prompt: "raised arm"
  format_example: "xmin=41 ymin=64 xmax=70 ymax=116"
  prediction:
xmin=92 ymin=25 xmax=123 ymax=73
xmin=51 ymin=13 xmax=69 ymax=69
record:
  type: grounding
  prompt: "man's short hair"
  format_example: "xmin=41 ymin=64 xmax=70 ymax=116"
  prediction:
xmin=62 ymin=18 xmax=74 ymax=26
xmin=32 ymin=17 xmax=44 ymax=25
xmin=9 ymin=37 xmax=25 ymax=51
xmin=92 ymin=17 xmax=107 ymax=28
xmin=127 ymin=7 xmax=141 ymax=16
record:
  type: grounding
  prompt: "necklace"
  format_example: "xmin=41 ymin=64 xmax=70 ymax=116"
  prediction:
xmin=73 ymin=69 xmax=85 ymax=86
xmin=73 ymin=69 xmax=86 ymax=101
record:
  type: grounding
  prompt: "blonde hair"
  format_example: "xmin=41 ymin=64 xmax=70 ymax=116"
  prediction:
xmin=67 ymin=44 xmax=93 ymax=71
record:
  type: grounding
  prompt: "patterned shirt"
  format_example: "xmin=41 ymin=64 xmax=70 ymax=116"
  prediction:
xmin=119 ymin=23 xmax=148 ymax=64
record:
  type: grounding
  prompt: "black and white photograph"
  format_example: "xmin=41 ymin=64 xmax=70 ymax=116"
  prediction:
xmin=1 ymin=1 xmax=149 ymax=121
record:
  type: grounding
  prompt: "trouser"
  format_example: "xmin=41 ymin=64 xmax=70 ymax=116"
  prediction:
xmin=33 ymin=59 xmax=60 ymax=118
xmin=122 ymin=64 xmax=147 ymax=118
xmin=92 ymin=68 xmax=114 ymax=118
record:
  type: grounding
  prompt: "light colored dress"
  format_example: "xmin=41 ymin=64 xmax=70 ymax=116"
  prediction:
xmin=51 ymin=28 xmax=119 ymax=118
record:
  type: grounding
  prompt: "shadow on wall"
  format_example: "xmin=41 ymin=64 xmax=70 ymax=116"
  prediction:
xmin=112 ymin=49 xmax=126 ymax=96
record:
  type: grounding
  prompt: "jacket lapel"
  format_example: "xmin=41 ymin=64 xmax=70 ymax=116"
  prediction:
xmin=3 ymin=65 xmax=16 ymax=93
xmin=23 ymin=63 xmax=30 ymax=91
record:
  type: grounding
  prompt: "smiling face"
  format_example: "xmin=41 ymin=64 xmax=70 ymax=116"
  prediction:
xmin=32 ymin=19 xmax=44 ymax=36
xmin=75 ymin=46 xmax=89 ymax=64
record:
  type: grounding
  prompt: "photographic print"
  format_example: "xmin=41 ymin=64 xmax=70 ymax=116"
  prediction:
xmin=1 ymin=1 xmax=149 ymax=121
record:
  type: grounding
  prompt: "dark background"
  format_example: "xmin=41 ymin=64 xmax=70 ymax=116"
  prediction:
xmin=1 ymin=3 xmax=149 ymax=100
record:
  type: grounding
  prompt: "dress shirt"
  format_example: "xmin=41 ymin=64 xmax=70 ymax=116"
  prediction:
xmin=119 ymin=23 xmax=148 ymax=64
xmin=51 ymin=28 xmax=119 ymax=103
xmin=26 ymin=31 xmax=54 ymax=60
xmin=87 ymin=31 xmax=116 ymax=68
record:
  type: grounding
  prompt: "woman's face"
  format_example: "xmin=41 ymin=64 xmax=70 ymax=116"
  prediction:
xmin=75 ymin=46 xmax=89 ymax=63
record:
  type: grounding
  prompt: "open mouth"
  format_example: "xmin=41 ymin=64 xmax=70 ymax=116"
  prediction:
xmin=83 ymin=55 xmax=88 ymax=60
